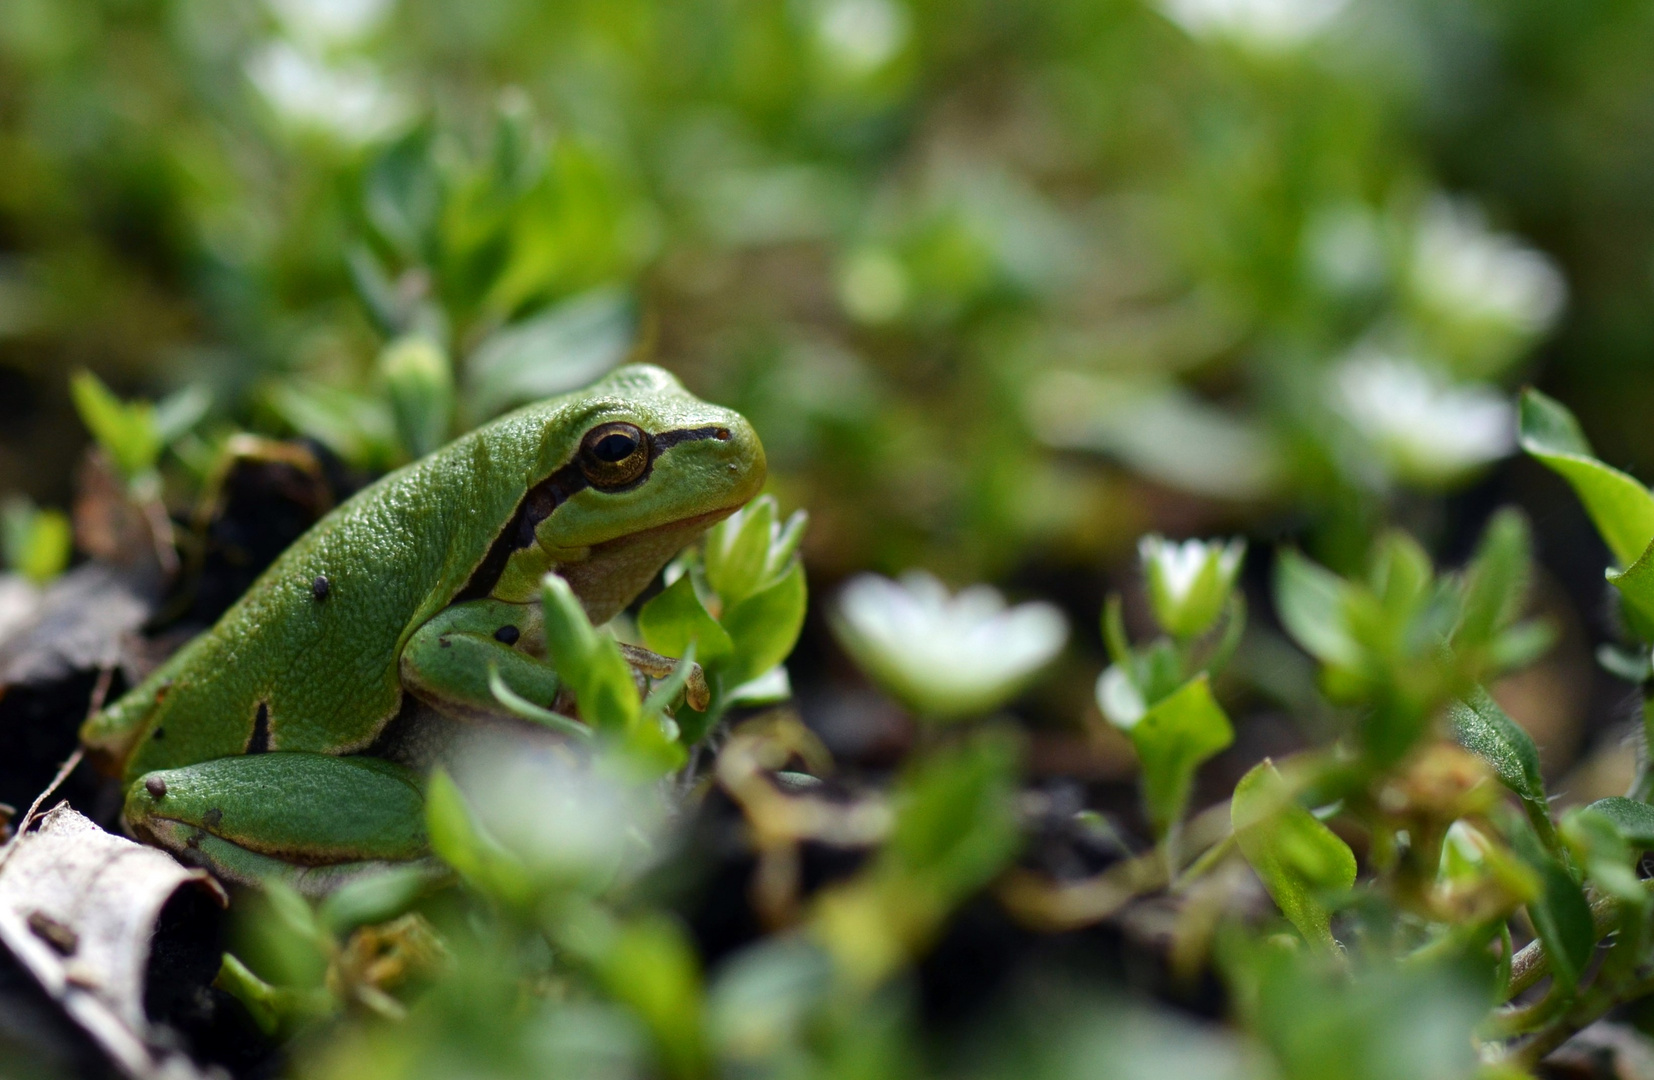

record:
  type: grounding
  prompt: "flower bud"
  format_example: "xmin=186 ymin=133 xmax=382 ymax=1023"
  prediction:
xmin=1139 ymin=535 xmax=1245 ymax=639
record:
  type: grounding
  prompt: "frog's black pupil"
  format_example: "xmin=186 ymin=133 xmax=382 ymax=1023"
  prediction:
xmin=593 ymin=432 xmax=637 ymax=462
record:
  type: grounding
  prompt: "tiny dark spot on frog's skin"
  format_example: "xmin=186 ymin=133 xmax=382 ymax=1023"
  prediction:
xmin=185 ymin=832 xmax=202 ymax=850
xmin=202 ymin=807 xmax=223 ymax=829
xmin=144 ymin=776 xmax=167 ymax=800
xmin=494 ymin=625 xmax=520 ymax=646
xmin=439 ymin=636 xmax=452 ymax=648
xmin=312 ymin=575 xmax=331 ymax=601
xmin=154 ymin=679 xmax=173 ymax=703
xmin=152 ymin=727 xmax=165 ymax=741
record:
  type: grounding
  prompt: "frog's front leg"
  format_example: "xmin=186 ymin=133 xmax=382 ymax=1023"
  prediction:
xmin=124 ymin=753 xmax=442 ymax=896
xmin=400 ymin=599 xmax=562 ymax=720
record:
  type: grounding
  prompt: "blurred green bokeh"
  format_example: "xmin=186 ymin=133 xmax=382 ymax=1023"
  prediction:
xmin=6 ymin=0 xmax=1642 ymax=580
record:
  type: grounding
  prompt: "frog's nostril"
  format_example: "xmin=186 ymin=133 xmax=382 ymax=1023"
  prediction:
xmin=715 ymin=428 xmax=731 ymax=441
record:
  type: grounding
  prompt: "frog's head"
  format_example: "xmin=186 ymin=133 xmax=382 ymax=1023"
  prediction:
xmin=504 ymin=364 xmax=767 ymax=620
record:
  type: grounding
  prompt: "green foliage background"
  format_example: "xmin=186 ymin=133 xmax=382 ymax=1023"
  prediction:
xmin=12 ymin=1 xmax=1654 ymax=1077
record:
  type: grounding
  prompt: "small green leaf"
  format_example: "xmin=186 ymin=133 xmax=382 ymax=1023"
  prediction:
xmin=1584 ymin=797 xmax=1654 ymax=850
xmin=1 ymin=498 xmax=70 ymax=584
xmin=1273 ymin=550 xmax=1360 ymax=668
xmin=1607 ymin=536 xmax=1654 ymax=636
xmin=885 ymin=729 xmax=1023 ymax=905
xmin=151 ymin=385 xmax=211 ymax=444
xmin=424 ymin=768 xmax=532 ymax=907
xmin=1520 ymin=388 xmax=1654 ymax=567
xmin=378 ymin=335 xmax=454 ymax=460
xmin=486 ymin=664 xmax=590 ymax=741
xmin=464 ymin=288 xmax=634 ymax=422
xmin=318 ymin=865 xmax=440 ymax=935
xmin=541 ymin=573 xmax=640 ymax=732
xmin=1506 ymin=807 xmax=1596 ymax=992
xmin=593 ymin=916 xmax=708 ymax=1079
xmin=638 ymin=574 xmax=734 ymax=666
xmin=704 ymin=496 xmax=776 ymax=607
xmin=1446 ymin=686 xmax=1544 ymax=805
xmin=1232 ymin=760 xmax=1357 ymax=949
xmin=70 ymin=369 xmax=162 ymax=482
xmin=721 ymin=560 xmax=807 ymax=687
xmin=1119 ymin=674 xmax=1234 ymax=836
xmin=1530 ymin=861 xmax=1596 ymax=992
xmin=1455 ymin=509 xmax=1532 ymax=647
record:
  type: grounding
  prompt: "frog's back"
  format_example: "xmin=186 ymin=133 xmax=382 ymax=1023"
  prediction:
xmin=87 ymin=412 xmax=544 ymax=782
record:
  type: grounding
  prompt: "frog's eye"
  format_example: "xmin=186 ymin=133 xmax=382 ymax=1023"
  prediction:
xmin=579 ymin=421 xmax=650 ymax=489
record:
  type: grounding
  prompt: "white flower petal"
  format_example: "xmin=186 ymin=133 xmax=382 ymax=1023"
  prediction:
xmin=833 ymin=571 xmax=1069 ymax=719
xmin=1330 ymin=352 xmax=1515 ymax=485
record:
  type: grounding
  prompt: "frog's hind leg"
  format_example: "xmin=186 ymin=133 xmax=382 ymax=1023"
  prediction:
xmin=124 ymin=752 xmax=444 ymax=897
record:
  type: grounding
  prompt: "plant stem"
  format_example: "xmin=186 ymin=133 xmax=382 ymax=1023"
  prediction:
xmin=1502 ymin=890 xmax=1623 ymax=1002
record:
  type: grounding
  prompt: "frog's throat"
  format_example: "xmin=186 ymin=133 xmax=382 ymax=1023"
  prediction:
xmin=556 ymin=505 xmax=739 ymax=623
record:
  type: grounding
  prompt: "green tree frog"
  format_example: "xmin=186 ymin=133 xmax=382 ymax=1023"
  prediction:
xmin=80 ymin=365 xmax=764 ymax=893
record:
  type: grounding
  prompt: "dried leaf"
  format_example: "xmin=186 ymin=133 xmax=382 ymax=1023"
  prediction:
xmin=0 ymin=803 xmax=225 ymax=1079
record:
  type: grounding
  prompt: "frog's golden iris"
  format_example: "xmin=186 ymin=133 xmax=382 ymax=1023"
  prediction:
xmin=578 ymin=420 xmax=649 ymax=488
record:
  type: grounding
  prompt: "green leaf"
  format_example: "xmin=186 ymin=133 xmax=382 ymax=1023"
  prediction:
xmin=593 ymin=916 xmax=708 ymax=1079
xmin=1 ymin=498 xmax=70 ymax=584
xmin=1505 ymin=807 xmax=1596 ymax=992
xmin=378 ymin=334 xmax=454 ymax=460
xmin=151 ymin=384 xmax=211 ymax=444
xmin=1455 ymin=508 xmax=1532 ymax=648
xmin=1584 ymin=797 xmax=1654 ymax=850
xmin=637 ymin=574 xmax=734 ymax=666
xmin=1119 ymin=674 xmax=1234 ymax=836
xmin=1520 ymin=388 xmax=1654 ymax=567
xmin=1607 ymin=536 xmax=1654 ymax=635
xmin=424 ymin=768 xmax=533 ymax=907
xmin=486 ymin=664 xmax=590 ymax=741
xmin=721 ymin=560 xmax=807 ymax=687
xmin=1519 ymin=385 xmax=1594 ymax=457
xmin=70 ymin=369 xmax=161 ymax=481
xmin=703 ymin=496 xmax=776 ymax=607
xmin=1530 ymin=860 xmax=1596 ymax=992
xmin=885 ymin=728 xmax=1023 ymax=904
xmin=541 ymin=572 xmax=640 ymax=732
xmin=318 ymin=864 xmax=440 ymax=935
xmin=1446 ymin=686 xmax=1545 ymax=805
xmin=1232 ymin=760 xmax=1357 ymax=949
xmin=1273 ymin=549 xmax=1360 ymax=668
xmin=463 ymin=288 xmax=634 ymax=422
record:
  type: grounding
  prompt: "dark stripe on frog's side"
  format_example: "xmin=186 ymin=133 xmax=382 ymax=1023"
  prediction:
xmin=246 ymin=702 xmax=271 ymax=754
xmin=453 ymin=424 xmax=733 ymax=603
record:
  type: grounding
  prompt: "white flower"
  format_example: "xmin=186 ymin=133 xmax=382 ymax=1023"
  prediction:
xmin=815 ymin=0 xmax=910 ymax=75
xmin=267 ymin=0 xmax=394 ymax=48
xmin=1331 ymin=351 xmax=1515 ymax=486
xmin=831 ymin=571 xmax=1068 ymax=720
xmin=1139 ymin=535 xmax=1246 ymax=639
xmin=1160 ymin=0 xmax=1348 ymax=52
xmin=452 ymin=735 xmax=666 ymax=891
xmin=1410 ymin=197 xmax=1566 ymax=337
xmin=246 ymin=42 xmax=408 ymax=144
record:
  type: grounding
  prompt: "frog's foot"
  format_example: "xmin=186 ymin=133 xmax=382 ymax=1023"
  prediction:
xmin=125 ymin=753 xmax=444 ymax=897
xmin=616 ymin=642 xmax=710 ymax=711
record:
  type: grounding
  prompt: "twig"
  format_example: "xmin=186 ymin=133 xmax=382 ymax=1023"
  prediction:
xmin=1513 ymin=973 xmax=1654 ymax=1069
xmin=1503 ymin=890 xmax=1623 ymax=1001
